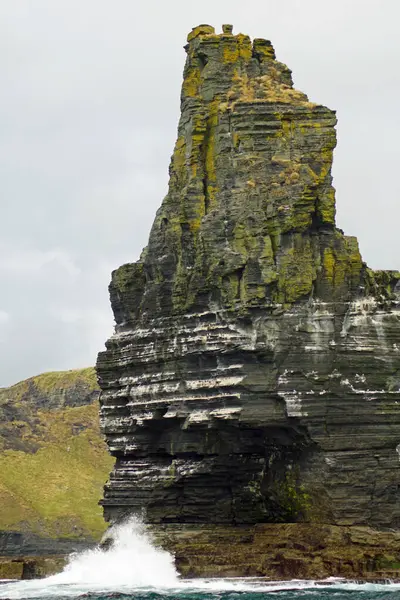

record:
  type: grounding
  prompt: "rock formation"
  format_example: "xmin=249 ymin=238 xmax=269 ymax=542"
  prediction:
xmin=97 ymin=25 xmax=400 ymax=577
xmin=0 ymin=367 xmax=113 ymax=578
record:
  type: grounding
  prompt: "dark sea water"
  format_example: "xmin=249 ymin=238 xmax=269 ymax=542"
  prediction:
xmin=1 ymin=519 xmax=398 ymax=600
xmin=1 ymin=580 xmax=400 ymax=600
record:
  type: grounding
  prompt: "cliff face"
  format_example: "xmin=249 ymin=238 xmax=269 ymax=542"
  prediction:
xmin=0 ymin=368 xmax=113 ymax=557
xmin=97 ymin=25 xmax=400 ymax=537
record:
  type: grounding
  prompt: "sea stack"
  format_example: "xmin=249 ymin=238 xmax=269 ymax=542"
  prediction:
xmin=97 ymin=25 xmax=400 ymax=578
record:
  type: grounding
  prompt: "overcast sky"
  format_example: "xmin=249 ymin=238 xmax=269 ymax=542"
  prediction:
xmin=1 ymin=0 xmax=399 ymax=386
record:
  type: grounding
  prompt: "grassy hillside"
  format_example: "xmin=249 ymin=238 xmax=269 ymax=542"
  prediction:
xmin=0 ymin=368 xmax=113 ymax=542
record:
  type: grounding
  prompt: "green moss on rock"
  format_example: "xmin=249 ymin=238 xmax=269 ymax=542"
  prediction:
xmin=115 ymin=26 xmax=368 ymax=319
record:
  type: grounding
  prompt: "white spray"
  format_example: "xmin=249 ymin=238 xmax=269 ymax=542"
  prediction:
xmin=0 ymin=517 xmax=178 ymax=599
xmin=52 ymin=516 xmax=178 ymax=587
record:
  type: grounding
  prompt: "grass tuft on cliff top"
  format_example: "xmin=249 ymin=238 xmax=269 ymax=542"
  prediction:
xmin=0 ymin=367 xmax=97 ymax=402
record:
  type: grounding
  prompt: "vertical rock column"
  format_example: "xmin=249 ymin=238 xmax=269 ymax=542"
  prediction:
xmin=97 ymin=25 xmax=400 ymax=529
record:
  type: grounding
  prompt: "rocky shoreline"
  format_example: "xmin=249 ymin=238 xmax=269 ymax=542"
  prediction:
xmin=156 ymin=523 xmax=400 ymax=580
xmin=2 ymin=523 xmax=400 ymax=581
xmin=0 ymin=556 xmax=66 ymax=580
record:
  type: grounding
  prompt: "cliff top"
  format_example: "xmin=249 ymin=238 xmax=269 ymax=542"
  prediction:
xmin=0 ymin=367 xmax=97 ymax=407
xmin=181 ymin=23 xmax=314 ymax=108
xmin=108 ymin=25 xmax=400 ymax=326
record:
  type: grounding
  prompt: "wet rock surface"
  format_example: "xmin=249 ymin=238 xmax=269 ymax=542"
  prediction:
xmin=0 ymin=531 xmax=90 ymax=557
xmin=0 ymin=555 xmax=66 ymax=580
xmin=155 ymin=523 xmax=400 ymax=580
xmin=97 ymin=24 xmax=400 ymax=575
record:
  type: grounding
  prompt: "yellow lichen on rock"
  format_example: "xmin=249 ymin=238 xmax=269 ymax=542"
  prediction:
xmin=182 ymin=66 xmax=202 ymax=98
xmin=276 ymin=236 xmax=315 ymax=303
xmin=222 ymin=41 xmax=239 ymax=63
xmin=187 ymin=24 xmax=215 ymax=42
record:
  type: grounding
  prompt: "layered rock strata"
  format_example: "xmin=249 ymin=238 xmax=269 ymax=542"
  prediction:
xmin=155 ymin=524 xmax=400 ymax=580
xmin=97 ymin=24 xmax=400 ymax=571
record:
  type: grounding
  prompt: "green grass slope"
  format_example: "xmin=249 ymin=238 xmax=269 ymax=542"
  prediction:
xmin=0 ymin=368 xmax=113 ymax=542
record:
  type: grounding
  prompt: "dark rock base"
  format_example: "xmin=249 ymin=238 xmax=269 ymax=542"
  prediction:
xmin=0 ymin=556 xmax=66 ymax=580
xmin=3 ymin=524 xmax=400 ymax=581
xmin=0 ymin=531 xmax=93 ymax=580
xmin=0 ymin=531 xmax=93 ymax=557
xmin=154 ymin=523 xmax=400 ymax=580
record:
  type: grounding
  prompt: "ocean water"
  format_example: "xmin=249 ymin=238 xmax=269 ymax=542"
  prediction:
xmin=0 ymin=518 xmax=398 ymax=600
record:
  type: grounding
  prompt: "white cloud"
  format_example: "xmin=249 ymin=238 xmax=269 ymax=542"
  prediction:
xmin=0 ymin=310 xmax=10 ymax=324
xmin=0 ymin=247 xmax=80 ymax=277
xmin=53 ymin=307 xmax=83 ymax=324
